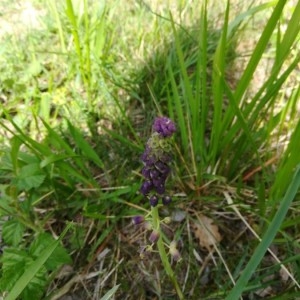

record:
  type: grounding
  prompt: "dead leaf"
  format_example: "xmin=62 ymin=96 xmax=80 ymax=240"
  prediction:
xmin=193 ymin=214 xmax=222 ymax=250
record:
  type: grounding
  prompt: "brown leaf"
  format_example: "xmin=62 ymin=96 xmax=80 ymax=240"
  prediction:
xmin=193 ymin=214 xmax=222 ymax=250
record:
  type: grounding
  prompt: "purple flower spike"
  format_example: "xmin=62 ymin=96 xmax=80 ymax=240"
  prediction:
xmin=140 ymin=117 xmax=175 ymax=205
xmin=153 ymin=117 xmax=176 ymax=137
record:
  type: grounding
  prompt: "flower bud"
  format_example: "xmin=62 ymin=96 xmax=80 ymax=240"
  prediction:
xmin=132 ymin=215 xmax=145 ymax=225
xmin=149 ymin=229 xmax=160 ymax=243
xmin=162 ymin=195 xmax=172 ymax=205
xmin=143 ymin=221 xmax=152 ymax=230
xmin=149 ymin=195 xmax=159 ymax=207
xmin=140 ymin=180 xmax=153 ymax=196
xmin=169 ymin=241 xmax=181 ymax=262
xmin=155 ymin=184 xmax=165 ymax=195
xmin=152 ymin=117 xmax=176 ymax=137
xmin=163 ymin=217 xmax=171 ymax=224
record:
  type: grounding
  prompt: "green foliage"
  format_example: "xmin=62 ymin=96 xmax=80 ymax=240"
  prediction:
xmin=226 ymin=165 xmax=300 ymax=299
xmin=165 ymin=0 xmax=300 ymax=189
xmin=0 ymin=248 xmax=47 ymax=300
xmin=0 ymin=228 xmax=72 ymax=300
xmin=2 ymin=219 xmax=25 ymax=246
xmin=14 ymin=163 xmax=46 ymax=191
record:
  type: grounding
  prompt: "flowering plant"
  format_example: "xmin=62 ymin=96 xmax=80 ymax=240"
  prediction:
xmin=133 ymin=117 xmax=184 ymax=299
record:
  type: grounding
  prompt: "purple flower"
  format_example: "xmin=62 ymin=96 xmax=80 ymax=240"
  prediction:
xmin=141 ymin=153 xmax=156 ymax=166
xmin=153 ymin=117 xmax=176 ymax=137
xmin=155 ymin=161 xmax=170 ymax=174
xmin=140 ymin=117 xmax=176 ymax=205
xmin=140 ymin=180 xmax=153 ymax=196
xmin=150 ymin=169 xmax=160 ymax=179
xmin=141 ymin=167 xmax=151 ymax=179
xmin=155 ymin=184 xmax=165 ymax=195
xmin=152 ymin=176 xmax=165 ymax=188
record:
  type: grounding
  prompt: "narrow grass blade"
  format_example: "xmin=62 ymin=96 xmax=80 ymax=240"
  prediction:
xmin=83 ymin=0 xmax=91 ymax=89
xmin=167 ymin=62 xmax=188 ymax=151
xmin=222 ymin=80 xmax=260 ymax=161
xmin=6 ymin=223 xmax=72 ymax=300
xmin=0 ymin=118 xmax=51 ymax=157
xmin=110 ymin=93 xmax=142 ymax=146
xmin=275 ymin=0 xmax=300 ymax=66
xmin=168 ymin=12 xmax=197 ymax=174
xmin=10 ymin=136 xmax=23 ymax=174
xmin=271 ymin=119 xmax=300 ymax=199
xmin=226 ymin=165 xmax=300 ymax=299
xmin=67 ymin=120 xmax=104 ymax=169
xmin=169 ymin=14 xmax=194 ymax=135
xmin=65 ymin=0 xmax=83 ymax=63
xmin=209 ymin=0 xmax=230 ymax=165
xmin=47 ymin=0 xmax=66 ymax=52
xmin=101 ymin=127 xmax=143 ymax=152
xmin=100 ymin=284 xmax=120 ymax=300
xmin=40 ymin=119 xmax=91 ymax=176
xmin=221 ymin=54 xmax=300 ymax=155
xmin=196 ymin=0 xmax=208 ymax=172
xmin=234 ymin=0 xmax=287 ymax=103
xmin=227 ymin=1 xmax=276 ymax=37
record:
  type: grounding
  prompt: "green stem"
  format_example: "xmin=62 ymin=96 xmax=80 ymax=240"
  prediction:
xmin=151 ymin=206 xmax=184 ymax=300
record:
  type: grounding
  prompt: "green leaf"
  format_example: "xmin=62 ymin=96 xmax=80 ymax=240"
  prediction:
xmin=0 ymin=185 xmax=14 ymax=216
xmin=14 ymin=163 xmax=46 ymax=191
xmin=10 ymin=135 xmax=23 ymax=174
xmin=40 ymin=154 xmax=78 ymax=168
xmin=0 ymin=248 xmax=29 ymax=292
xmin=0 ymin=248 xmax=47 ymax=300
xmin=271 ymin=119 xmax=300 ymax=199
xmin=100 ymin=284 xmax=120 ymax=300
xmin=2 ymin=219 xmax=25 ymax=246
xmin=29 ymin=233 xmax=72 ymax=271
xmin=5 ymin=223 xmax=72 ymax=300
xmin=16 ymin=174 xmax=45 ymax=190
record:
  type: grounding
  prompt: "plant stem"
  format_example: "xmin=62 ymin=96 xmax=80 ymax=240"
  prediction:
xmin=151 ymin=206 xmax=184 ymax=300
